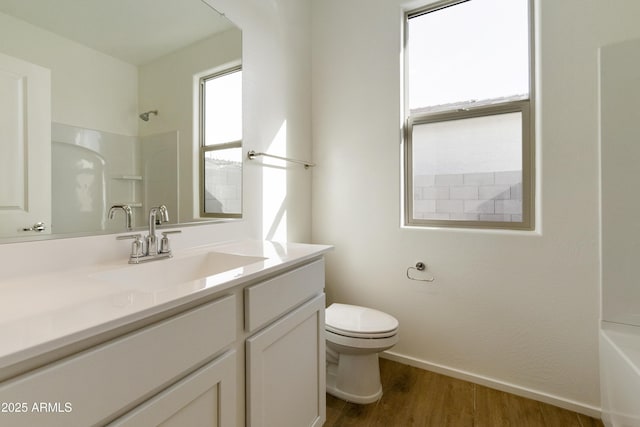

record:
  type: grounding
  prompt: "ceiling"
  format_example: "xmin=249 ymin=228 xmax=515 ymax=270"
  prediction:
xmin=0 ymin=0 xmax=236 ymax=65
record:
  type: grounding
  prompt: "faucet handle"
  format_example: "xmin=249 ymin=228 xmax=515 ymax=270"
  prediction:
xmin=116 ymin=233 xmax=142 ymax=240
xmin=117 ymin=233 xmax=144 ymax=258
xmin=160 ymin=230 xmax=181 ymax=254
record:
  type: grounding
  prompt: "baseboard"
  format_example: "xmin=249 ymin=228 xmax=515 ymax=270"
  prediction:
xmin=381 ymin=351 xmax=602 ymax=419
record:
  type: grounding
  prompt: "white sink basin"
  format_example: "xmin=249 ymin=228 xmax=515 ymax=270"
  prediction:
xmin=94 ymin=251 xmax=266 ymax=290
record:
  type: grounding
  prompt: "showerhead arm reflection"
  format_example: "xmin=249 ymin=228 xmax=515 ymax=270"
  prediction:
xmin=139 ymin=110 xmax=158 ymax=121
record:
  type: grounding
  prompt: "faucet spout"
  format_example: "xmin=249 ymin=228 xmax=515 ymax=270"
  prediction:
xmin=108 ymin=204 xmax=133 ymax=231
xmin=158 ymin=204 xmax=169 ymax=223
xmin=116 ymin=204 xmax=177 ymax=264
xmin=147 ymin=205 xmax=170 ymax=256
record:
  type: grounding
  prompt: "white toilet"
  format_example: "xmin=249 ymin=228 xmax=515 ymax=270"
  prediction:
xmin=325 ymin=303 xmax=399 ymax=404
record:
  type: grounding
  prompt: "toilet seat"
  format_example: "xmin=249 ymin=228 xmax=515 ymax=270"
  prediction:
xmin=325 ymin=303 xmax=399 ymax=339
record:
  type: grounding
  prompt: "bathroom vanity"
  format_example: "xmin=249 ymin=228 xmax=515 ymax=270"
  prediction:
xmin=0 ymin=240 xmax=331 ymax=426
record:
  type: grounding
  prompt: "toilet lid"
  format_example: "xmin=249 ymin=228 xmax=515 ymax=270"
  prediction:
xmin=325 ymin=303 xmax=399 ymax=338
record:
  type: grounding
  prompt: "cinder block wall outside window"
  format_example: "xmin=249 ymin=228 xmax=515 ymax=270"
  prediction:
xmin=204 ymin=159 xmax=242 ymax=214
xmin=414 ymin=170 xmax=522 ymax=222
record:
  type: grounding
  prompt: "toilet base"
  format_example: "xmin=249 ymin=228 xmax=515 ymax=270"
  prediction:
xmin=326 ymin=352 xmax=383 ymax=404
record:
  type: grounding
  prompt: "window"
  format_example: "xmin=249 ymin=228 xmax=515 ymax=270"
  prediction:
xmin=404 ymin=0 xmax=534 ymax=229
xmin=199 ymin=66 xmax=242 ymax=218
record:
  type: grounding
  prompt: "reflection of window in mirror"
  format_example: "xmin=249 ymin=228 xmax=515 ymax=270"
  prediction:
xmin=199 ymin=66 xmax=242 ymax=218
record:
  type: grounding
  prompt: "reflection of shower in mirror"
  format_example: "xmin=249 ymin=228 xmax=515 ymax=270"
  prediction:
xmin=139 ymin=110 xmax=158 ymax=121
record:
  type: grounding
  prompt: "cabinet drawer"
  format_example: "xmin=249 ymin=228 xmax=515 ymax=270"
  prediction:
xmin=245 ymin=258 xmax=324 ymax=332
xmin=0 ymin=295 xmax=236 ymax=427
xmin=109 ymin=350 xmax=236 ymax=427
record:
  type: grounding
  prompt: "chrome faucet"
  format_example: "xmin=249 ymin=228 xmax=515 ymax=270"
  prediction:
xmin=147 ymin=205 xmax=169 ymax=256
xmin=116 ymin=205 xmax=180 ymax=264
xmin=108 ymin=204 xmax=133 ymax=231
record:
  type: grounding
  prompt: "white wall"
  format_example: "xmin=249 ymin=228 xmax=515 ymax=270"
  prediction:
xmin=0 ymin=11 xmax=138 ymax=136
xmin=204 ymin=0 xmax=313 ymax=243
xmin=311 ymin=0 xmax=640 ymax=414
xmin=0 ymin=0 xmax=312 ymax=273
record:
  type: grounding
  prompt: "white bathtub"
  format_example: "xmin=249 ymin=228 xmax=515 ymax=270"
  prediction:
xmin=600 ymin=322 xmax=640 ymax=427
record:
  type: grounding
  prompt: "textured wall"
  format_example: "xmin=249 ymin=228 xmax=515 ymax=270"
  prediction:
xmin=311 ymin=0 xmax=640 ymax=413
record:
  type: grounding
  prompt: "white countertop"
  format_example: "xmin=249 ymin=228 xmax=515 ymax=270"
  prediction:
xmin=0 ymin=240 xmax=332 ymax=373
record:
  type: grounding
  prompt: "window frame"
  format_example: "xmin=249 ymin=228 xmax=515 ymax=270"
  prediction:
xmin=199 ymin=65 xmax=243 ymax=219
xmin=403 ymin=0 xmax=535 ymax=231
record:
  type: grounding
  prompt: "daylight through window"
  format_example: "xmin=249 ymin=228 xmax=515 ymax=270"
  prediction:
xmin=200 ymin=66 xmax=242 ymax=218
xmin=404 ymin=0 xmax=534 ymax=229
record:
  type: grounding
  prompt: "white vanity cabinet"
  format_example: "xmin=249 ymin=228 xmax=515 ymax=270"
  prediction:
xmin=245 ymin=259 xmax=326 ymax=427
xmin=0 ymin=251 xmax=328 ymax=427
xmin=0 ymin=294 xmax=237 ymax=426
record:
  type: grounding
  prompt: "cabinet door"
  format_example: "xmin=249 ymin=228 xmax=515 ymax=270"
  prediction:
xmin=246 ymin=294 xmax=325 ymax=427
xmin=109 ymin=350 xmax=236 ymax=427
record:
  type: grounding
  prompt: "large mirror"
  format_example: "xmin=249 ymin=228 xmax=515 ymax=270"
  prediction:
xmin=0 ymin=0 xmax=242 ymax=242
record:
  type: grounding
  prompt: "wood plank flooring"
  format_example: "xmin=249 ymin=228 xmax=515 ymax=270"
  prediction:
xmin=325 ymin=358 xmax=604 ymax=427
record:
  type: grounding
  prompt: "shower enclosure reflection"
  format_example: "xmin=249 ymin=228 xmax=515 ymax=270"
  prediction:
xmin=0 ymin=0 xmax=242 ymax=239
xmin=51 ymin=123 xmax=179 ymax=233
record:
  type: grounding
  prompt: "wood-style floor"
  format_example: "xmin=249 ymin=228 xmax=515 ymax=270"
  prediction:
xmin=325 ymin=358 xmax=604 ymax=427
